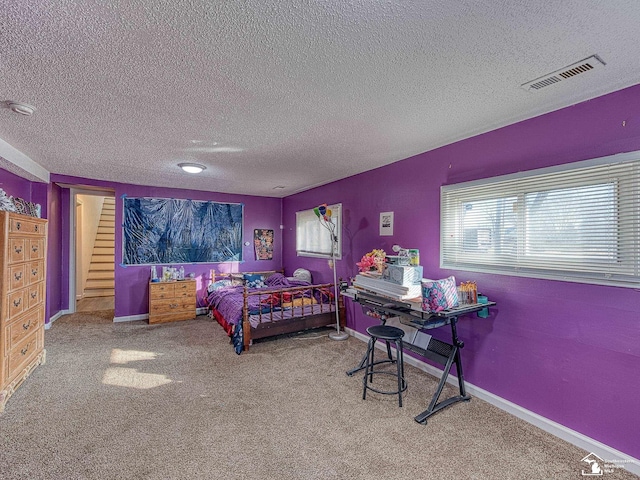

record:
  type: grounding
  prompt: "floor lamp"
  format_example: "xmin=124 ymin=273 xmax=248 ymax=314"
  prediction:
xmin=314 ymin=204 xmax=349 ymax=341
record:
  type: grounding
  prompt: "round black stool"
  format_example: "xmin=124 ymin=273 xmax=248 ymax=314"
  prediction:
xmin=362 ymin=325 xmax=407 ymax=407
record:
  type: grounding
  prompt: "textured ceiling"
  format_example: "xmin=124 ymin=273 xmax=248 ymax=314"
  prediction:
xmin=2 ymin=1 xmax=640 ymax=197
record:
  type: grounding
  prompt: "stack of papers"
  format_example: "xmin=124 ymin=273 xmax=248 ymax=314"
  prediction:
xmin=353 ymin=274 xmax=422 ymax=300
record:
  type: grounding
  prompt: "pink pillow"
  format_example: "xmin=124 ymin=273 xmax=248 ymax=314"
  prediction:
xmin=421 ymin=276 xmax=459 ymax=312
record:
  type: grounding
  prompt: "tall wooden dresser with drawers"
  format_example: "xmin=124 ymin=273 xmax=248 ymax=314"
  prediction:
xmin=0 ymin=212 xmax=47 ymax=412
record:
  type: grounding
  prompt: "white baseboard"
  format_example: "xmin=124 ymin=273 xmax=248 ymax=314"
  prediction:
xmin=115 ymin=309 xmax=207 ymax=323
xmin=345 ymin=328 xmax=640 ymax=476
xmin=46 ymin=309 xmax=72 ymax=329
xmin=113 ymin=314 xmax=148 ymax=323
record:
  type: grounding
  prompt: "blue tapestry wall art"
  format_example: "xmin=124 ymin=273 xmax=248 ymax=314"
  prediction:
xmin=123 ymin=197 xmax=243 ymax=265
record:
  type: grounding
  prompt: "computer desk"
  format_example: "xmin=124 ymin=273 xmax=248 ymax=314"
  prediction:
xmin=344 ymin=289 xmax=496 ymax=424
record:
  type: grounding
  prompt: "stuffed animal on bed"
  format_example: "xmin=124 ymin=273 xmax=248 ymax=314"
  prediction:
xmin=292 ymin=268 xmax=312 ymax=283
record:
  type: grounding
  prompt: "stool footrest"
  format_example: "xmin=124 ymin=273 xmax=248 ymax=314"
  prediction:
xmin=363 ymin=371 xmax=407 ymax=396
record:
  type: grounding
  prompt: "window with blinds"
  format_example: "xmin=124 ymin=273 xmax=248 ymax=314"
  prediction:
xmin=296 ymin=203 xmax=342 ymax=259
xmin=441 ymin=152 xmax=640 ymax=288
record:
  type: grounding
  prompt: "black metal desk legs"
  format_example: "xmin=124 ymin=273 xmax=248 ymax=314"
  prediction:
xmin=412 ymin=317 xmax=471 ymax=424
xmin=345 ymin=292 xmax=494 ymax=422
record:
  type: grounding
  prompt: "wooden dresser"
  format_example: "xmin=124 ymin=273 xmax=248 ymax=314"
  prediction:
xmin=148 ymin=280 xmax=196 ymax=324
xmin=0 ymin=212 xmax=47 ymax=412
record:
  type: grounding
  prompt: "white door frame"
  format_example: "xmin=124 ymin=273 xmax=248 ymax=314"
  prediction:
xmin=66 ymin=186 xmax=115 ymax=314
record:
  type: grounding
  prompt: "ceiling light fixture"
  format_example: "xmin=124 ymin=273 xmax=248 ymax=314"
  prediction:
xmin=6 ymin=101 xmax=36 ymax=116
xmin=178 ymin=162 xmax=206 ymax=174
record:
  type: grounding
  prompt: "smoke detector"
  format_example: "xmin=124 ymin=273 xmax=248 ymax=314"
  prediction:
xmin=521 ymin=55 xmax=606 ymax=91
xmin=6 ymin=101 xmax=36 ymax=116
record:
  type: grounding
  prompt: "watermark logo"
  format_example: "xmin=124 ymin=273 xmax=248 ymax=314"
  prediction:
xmin=580 ymin=452 xmax=636 ymax=476
xmin=581 ymin=453 xmax=604 ymax=476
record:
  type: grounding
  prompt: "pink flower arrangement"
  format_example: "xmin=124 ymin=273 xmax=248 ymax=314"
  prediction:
xmin=356 ymin=249 xmax=386 ymax=273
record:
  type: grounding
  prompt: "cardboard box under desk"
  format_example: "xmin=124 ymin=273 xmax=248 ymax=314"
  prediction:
xmin=382 ymin=265 xmax=423 ymax=286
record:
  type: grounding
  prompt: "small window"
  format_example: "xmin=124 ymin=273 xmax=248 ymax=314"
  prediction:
xmin=441 ymin=153 xmax=640 ymax=288
xmin=296 ymin=203 xmax=342 ymax=259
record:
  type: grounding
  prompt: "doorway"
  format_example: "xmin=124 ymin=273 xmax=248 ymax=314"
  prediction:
xmin=67 ymin=188 xmax=116 ymax=314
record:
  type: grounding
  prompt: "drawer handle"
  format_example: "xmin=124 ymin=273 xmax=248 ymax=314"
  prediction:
xmin=21 ymin=345 xmax=30 ymax=356
xmin=13 ymin=298 xmax=22 ymax=307
xmin=32 ymin=268 xmax=38 ymax=276
xmin=34 ymin=225 xmax=39 ymax=232
xmin=23 ymin=320 xmax=31 ymax=330
xmin=170 ymin=303 xmax=178 ymax=309
xmin=14 ymin=271 xmax=23 ymax=281
xmin=14 ymin=245 xmax=22 ymax=254
xmin=16 ymin=222 xmax=21 ymax=230
xmin=31 ymin=291 xmax=37 ymax=299
xmin=32 ymin=245 xmax=38 ymax=252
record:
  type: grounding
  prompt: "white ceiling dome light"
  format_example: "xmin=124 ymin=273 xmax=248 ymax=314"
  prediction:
xmin=6 ymin=101 xmax=36 ymax=116
xmin=178 ymin=162 xmax=206 ymax=174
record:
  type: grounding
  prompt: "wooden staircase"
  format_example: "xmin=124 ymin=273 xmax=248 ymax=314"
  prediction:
xmin=84 ymin=197 xmax=115 ymax=297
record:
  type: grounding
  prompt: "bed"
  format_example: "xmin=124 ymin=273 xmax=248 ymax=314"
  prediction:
xmin=205 ymin=271 xmax=345 ymax=353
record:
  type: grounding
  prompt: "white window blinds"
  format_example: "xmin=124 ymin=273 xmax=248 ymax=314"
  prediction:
xmin=441 ymin=152 xmax=640 ymax=288
xmin=296 ymin=203 xmax=342 ymax=259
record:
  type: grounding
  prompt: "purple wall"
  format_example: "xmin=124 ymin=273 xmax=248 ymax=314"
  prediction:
xmin=45 ymin=182 xmax=64 ymax=322
xmin=0 ymin=168 xmax=34 ymax=200
xmin=282 ymin=84 xmax=640 ymax=459
xmin=50 ymin=175 xmax=283 ymax=319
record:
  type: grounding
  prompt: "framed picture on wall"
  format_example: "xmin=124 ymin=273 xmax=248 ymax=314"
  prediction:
xmin=380 ymin=211 xmax=394 ymax=236
xmin=254 ymin=229 xmax=274 ymax=260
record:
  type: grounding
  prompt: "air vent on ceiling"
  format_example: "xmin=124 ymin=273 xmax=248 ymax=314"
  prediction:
xmin=521 ymin=55 xmax=605 ymax=92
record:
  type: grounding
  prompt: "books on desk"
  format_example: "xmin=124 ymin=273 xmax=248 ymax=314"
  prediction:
xmin=353 ymin=274 xmax=422 ymax=301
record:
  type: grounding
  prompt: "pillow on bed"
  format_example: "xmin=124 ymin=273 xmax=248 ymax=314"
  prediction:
xmin=207 ymin=279 xmax=232 ymax=293
xmin=243 ymin=273 xmax=267 ymax=289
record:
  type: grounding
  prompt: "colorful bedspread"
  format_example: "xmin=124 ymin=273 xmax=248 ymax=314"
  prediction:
xmin=206 ymin=273 xmax=314 ymax=326
xmin=207 ymin=273 xmax=335 ymax=354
